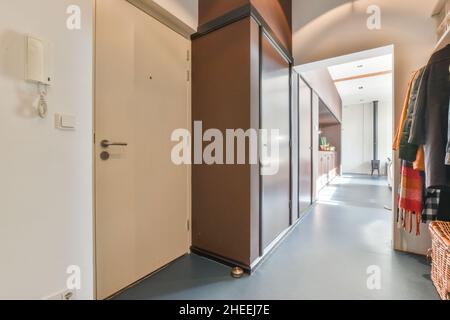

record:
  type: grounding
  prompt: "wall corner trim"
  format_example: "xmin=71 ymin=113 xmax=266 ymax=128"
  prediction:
xmin=127 ymin=0 xmax=196 ymax=39
xmin=192 ymin=3 xmax=293 ymax=64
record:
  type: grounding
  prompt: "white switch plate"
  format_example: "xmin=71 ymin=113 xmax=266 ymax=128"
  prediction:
xmin=55 ymin=114 xmax=76 ymax=130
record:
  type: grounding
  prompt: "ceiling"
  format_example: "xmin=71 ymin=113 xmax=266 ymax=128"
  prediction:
xmin=328 ymin=54 xmax=393 ymax=106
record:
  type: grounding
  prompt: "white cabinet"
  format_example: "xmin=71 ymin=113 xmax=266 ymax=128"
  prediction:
xmin=317 ymin=151 xmax=337 ymax=192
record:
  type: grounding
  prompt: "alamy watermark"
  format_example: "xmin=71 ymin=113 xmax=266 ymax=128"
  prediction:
xmin=367 ymin=5 xmax=382 ymax=30
xmin=66 ymin=265 xmax=81 ymax=291
xmin=66 ymin=5 xmax=81 ymax=30
xmin=171 ymin=121 xmax=281 ymax=176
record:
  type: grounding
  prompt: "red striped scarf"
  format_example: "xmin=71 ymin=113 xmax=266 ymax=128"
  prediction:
xmin=397 ymin=161 xmax=423 ymax=235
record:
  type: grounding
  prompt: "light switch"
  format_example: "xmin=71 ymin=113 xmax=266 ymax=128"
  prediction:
xmin=55 ymin=114 xmax=76 ymax=130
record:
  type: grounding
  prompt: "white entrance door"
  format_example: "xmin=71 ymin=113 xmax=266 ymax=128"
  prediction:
xmin=95 ymin=0 xmax=190 ymax=299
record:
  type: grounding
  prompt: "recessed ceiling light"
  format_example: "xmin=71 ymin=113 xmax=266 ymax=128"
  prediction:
xmin=357 ymin=65 xmax=364 ymax=68
xmin=358 ymin=86 xmax=364 ymax=90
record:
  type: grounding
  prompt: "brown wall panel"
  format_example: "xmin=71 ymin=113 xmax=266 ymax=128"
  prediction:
xmin=198 ymin=0 xmax=292 ymax=54
xmin=194 ymin=1 xmax=293 ymax=267
xmin=198 ymin=0 xmax=249 ymax=25
xmin=251 ymin=0 xmax=292 ymax=53
xmin=192 ymin=18 xmax=253 ymax=266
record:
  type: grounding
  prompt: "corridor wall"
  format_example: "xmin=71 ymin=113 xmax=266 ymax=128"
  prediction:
xmin=342 ymin=104 xmax=373 ymax=175
xmin=342 ymin=101 xmax=393 ymax=175
xmin=292 ymin=0 xmax=438 ymax=254
xmin=0 ymin=0 xmax=93 ymax=299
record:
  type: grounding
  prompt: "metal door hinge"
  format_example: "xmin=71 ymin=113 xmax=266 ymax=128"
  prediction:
xmin=289 ymin=200 xmax=292 ymax=210
xmin=187 ymin=70 xmax=190 ymax=82
xmin=187 ymin=219 xmax=190 ymax=231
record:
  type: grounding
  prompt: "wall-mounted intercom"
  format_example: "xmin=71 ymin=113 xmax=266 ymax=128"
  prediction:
xmin=25 ymin=35 xmax=52 ymax=118
xmin=26 ymin=35 xmax=51 ymax=85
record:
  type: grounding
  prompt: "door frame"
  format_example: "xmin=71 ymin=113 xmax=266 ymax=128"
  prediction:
xmin=297 ymin=75 xmax=314 ymax=218
xmin=92 ymin=0 xmax=194 ymax=300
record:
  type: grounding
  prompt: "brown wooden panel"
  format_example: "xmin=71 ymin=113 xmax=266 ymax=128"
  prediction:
xmin=198 ymin=0 xmax=292 ymax=54
xmin=192 ymin=18 xmax=253 ymax=266
xmin=198 ymin=0 xmax=249 ymax=25
xmin=251 ymin=0 xmax=292 ymax=53
xmin=298 ymin=77 xmax=312 ymax=213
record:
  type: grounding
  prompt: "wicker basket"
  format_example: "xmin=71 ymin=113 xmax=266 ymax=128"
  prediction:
xmin=429 ymin=221 xmax=450 ymax=300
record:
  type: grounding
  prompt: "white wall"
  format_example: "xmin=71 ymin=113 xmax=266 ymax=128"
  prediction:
xmin=292 ymin=0 xmax=438 ymax=256
xmin=378 ymin=100 xmax=393 ymax=173
xmin=342 ymin=101 xmax=392 ymax=175
xmin=153 ymin=0 xmax=198 ymax=30
xmin=0 ymin=0 xmax=93 ymax=299
xmin=342 ymin=103 xmax=372 ymax=174
xmin=300 ymin=68 xmax=342 ymax=121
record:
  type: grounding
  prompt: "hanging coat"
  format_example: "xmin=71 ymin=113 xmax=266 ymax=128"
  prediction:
xmin=394 ymin=70 xmax=418 ymax=151
xmin=409 ymin=44 xmax=450 ymax=188
xmin=398 ymin=68 xmax=425 ymax=162
xmin=447 ymin=102 xmax=450 ymax=166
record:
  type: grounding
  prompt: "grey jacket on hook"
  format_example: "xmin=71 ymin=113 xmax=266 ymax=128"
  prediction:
xmin=409 ymin=44 xmax=450 ymax=188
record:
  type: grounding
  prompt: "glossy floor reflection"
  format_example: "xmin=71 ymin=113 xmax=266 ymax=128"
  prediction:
xmin=318 ymin=174 xmax=393 ymax=210
xmin=114 ymin=175 xmax=439 ymax=300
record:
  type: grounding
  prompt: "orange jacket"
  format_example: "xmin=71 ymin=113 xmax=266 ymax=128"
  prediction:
xmin=393 ymin=70 xmax=419 ymax=151
xmin=393 ymin=70 xmax=425 ymax=171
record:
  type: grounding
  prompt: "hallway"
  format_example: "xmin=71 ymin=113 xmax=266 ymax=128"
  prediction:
xmin=115 ymin=175 xmax=439 ymax=300
xmin=318 ymin=174 xmax=392 ymax=209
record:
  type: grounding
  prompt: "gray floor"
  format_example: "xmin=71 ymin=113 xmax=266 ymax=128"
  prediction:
xmin=115 ymin=175 xmax=439 ymax=300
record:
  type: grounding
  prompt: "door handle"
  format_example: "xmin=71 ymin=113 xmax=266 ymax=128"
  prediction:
xmin=101 ymin=140 xmax=128 ymax=148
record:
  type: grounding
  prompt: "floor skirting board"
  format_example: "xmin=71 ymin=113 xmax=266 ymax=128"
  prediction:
xmin=190 ymin=247 xmax=252 ymax=272
xmin=192 ymin=206 xmax=313 ymax=274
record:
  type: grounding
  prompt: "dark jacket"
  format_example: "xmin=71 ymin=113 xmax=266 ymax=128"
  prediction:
xmin=399 ymin=68 xmax=425 ymax=162
xmin=447 ymin=103 xmax=450 ymax=165
xmin=409 ymin=44 xmax=450 ymax=188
